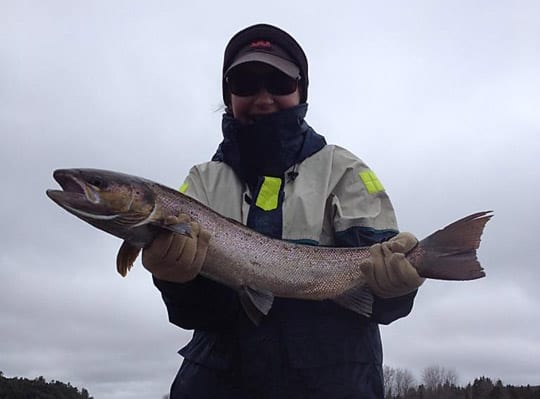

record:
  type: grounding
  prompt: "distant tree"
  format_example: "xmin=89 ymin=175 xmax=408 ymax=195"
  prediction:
xmin=35 ymin=375 xmax=46 ymax=384
xmin=383 ymin=366 xmax=416 ymax=398
xmin=384 ymin=365 xmax=397 ymax=398
xmin=395 ymin=368 xmax=416 ymax=398
xmin=489 ymin=381 xmax=503 ymax=399
xmin=421 ymin=365 xmax=460 ymax=399
xmin=422 ymin=365 xmax=444 ymax=391
xmin=471 ymin=376 xmax=494 ymax=399
xmin=443 ymin=368 xmax=458 ymax=387
xmin=0 ymin=374 xmax=93 ymax=398
xmin=422 ymin=365 xmax=458 ymax=390
xmin=381 ymin=367 xmax=539 ymax=399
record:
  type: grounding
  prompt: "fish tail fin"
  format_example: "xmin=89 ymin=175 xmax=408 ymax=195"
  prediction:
xmin=412 ymin=211 xmax=493 ymax=280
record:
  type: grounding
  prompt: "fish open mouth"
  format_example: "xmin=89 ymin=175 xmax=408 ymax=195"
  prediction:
xmin=47 ymin=170 xmax=92 ymax=201
xmin=52 ymin=169 xmax=86 ymax=194
xmin=46 ymin=169 xmax=117 ymax=219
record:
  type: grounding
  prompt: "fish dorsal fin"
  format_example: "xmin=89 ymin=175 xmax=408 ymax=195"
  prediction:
xmin=332 ymin=285 xmax=374 ymax=317
xmin=116 ymin=241 xmax=142 ymax=277
xmin=239 ymin=286 xmax=274 ymax=325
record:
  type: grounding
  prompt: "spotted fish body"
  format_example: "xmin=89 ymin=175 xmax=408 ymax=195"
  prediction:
xmin=47 ymin=169 xmax=491 ymax=322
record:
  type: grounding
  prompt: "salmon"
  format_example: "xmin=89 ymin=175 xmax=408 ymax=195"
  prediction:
xmin=47 ymin=168 xmax=492 ymax=323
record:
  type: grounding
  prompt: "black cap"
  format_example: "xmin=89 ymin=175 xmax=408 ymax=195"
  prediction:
xmin=222 ymin=24 xmax=309 ymax=105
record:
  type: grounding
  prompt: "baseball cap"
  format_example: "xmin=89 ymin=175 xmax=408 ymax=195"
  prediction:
xmin=224 ymin=40 xmax=300 ymax=79
xmin=222 ymin=24 xmax=309 ymax=104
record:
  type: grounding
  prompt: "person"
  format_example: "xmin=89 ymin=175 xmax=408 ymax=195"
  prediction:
xmin=142 ymin=23 xmax=424 ymax=399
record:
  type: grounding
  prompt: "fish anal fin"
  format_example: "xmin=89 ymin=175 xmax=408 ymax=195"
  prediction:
xmin=116 ymin=241 xmax=141 ymax=277
xmin=238 ymin=286 xmax=274 ymax=325
xmin=332 ymin=285 xmax=374 ymax=317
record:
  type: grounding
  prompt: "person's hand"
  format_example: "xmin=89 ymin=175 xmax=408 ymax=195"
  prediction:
xmin=360 ymin=232 xmax=425 ymax=298
xmin=142 ymin=214 xmax=211 ymax=283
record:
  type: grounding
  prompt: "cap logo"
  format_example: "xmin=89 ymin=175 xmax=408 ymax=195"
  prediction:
xmin=250 ymin=40 xmax=272 ymax=49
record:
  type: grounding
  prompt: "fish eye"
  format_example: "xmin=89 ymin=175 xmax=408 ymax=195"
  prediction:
xmin=89 ymin=178 xmax=104 ymax=188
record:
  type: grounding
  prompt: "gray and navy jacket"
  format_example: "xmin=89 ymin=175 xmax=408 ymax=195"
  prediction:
xmin=154 ymin=104 xmax=417 ymax=397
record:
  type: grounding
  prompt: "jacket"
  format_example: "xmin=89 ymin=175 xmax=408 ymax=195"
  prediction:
xmin=154 ymin=104 xmax=417 ymax=398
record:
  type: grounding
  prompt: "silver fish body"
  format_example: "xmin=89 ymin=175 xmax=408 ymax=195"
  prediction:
xmin=47 ymin=168 xmax=491 ymax=323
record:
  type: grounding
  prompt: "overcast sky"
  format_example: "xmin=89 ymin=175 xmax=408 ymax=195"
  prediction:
xmin=1 ymin=1 xmax=539 ymax=398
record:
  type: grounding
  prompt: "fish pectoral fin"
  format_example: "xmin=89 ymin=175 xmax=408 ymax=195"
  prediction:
xmin=239 ymin=286 xmax=274 ymax=325
xmin=161 ymin=222 xmax=193 ymax=238
xmin=116 ymin=241 xmax=142 ymax=277
xmin=332 ymin=285 xmax=374 ymax=317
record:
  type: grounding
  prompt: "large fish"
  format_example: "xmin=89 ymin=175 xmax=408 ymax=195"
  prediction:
xmin=46 ymin=168 xmax=492 ymax=323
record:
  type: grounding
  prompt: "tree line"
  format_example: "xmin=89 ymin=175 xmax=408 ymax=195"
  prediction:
xmin=2 ymin=367 xmax=538 ymax=398
xmin=384 ymin=365 xmax=540 ymax=399
xmin=0 ymin=372 xmax=93 ymax=399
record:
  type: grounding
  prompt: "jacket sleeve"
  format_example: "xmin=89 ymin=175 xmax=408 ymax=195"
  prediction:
xmin=330 ymin=148 xmax=417 ymax=324
xmin=153 ymin=276 xmax=241 ymax=330
xmin=152 ymin=166 xmax=243 ymax=331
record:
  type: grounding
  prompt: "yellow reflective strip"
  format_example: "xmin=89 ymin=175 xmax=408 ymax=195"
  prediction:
xmin=179 ymin=182 xmax=189 ymax=193
xmin=359 ymin=170 xmax=385 ymax=194
xmin=255 ymin=176 xmax=282 ymax=211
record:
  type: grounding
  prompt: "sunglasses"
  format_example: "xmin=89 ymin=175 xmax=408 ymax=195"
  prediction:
xmin=226 ymin=69 xmax=300 ymax=97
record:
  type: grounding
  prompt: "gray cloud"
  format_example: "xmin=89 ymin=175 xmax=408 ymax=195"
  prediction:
xmin=2 ymin=1 xmax=539 ymax=397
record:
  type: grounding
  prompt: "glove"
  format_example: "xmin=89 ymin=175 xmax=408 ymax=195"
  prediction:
xmin=360 ymin=232 xmax=425 ymax=298
xmin=142 ymin=214 xmax=211 ymax=283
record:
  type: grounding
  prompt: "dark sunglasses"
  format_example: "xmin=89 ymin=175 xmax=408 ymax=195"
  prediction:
xmin=226 ymin=69 xmax=300 ymax=97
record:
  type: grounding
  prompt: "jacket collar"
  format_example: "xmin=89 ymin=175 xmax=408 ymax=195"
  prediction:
xmin=212 ymin=104 xmax=326 ymax=187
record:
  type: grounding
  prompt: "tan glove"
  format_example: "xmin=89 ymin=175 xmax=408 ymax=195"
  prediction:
xmin=360 ymin=232 xmax=425 ymax=298
xmin=142 ymin=214 xmax=211 ymax=283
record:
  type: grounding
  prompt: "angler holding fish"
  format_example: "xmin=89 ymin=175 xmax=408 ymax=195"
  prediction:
xmin=47 ymin=24 xmax=491 ymax=399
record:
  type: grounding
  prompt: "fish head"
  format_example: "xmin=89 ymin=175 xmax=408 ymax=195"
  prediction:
xmin=47 ymin=168 xmax=157 ymax=240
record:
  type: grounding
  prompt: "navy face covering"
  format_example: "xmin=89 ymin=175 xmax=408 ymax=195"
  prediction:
xmin=214 ymin=104 xmax=325 ymax=189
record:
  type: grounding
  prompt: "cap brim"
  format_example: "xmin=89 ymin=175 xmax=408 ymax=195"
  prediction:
xmin=224 ymin=52 xmax=300 ymax=79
